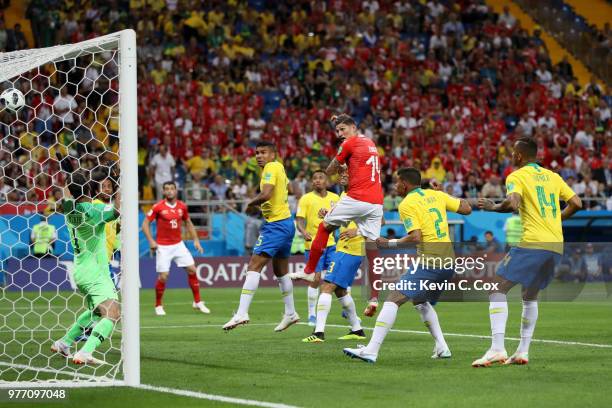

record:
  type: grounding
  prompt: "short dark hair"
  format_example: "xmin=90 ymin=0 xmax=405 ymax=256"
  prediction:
xmin=311 ymin=170 xmax=327 ymax=178
xmin=91 ymin=168 xmax=117 ymax=194
xmin=397 ymin=167 xmax=421 ymax=186
xmin=485 ymin=230 xmax=493 ymax=235
xmin=515 ymin=137 xmax=537 ymax=159
xmin=331 ymin=114 xmax=356 ymax=127
xmin=67 ymin=172 xmax=90 ymax=199
xmin=255 ymin=140 xmax=276 ymax=151
xmin=163 ymin=181 xmax=176 ymax=189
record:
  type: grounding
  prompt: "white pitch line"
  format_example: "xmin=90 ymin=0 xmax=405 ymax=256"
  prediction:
xmin=0 ymin=380 xmax=125 ymax=388
xmin=321 ymin=323 xmax=612 ymax=349
xmin=138 ymin=321 xmax=612 ymax=349
xmin=0 ymin=361 xmax=110 ymax=381
xmin=134 ymin=383 xmax=300 ymax=408
xmin=4 ymin=323 xmax=612 ymax=349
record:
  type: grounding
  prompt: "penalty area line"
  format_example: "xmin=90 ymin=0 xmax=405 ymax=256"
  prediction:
xmin=139 ymin=321 xmax=612 ymax=349
xmin=134 ymin=383 xmax=299 ymax=408
xmin=321 ymin=323 xmax=612 ymax=349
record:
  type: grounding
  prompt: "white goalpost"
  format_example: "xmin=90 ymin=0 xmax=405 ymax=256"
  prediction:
xmin=0 ymin=30 xmax=139 ymax=387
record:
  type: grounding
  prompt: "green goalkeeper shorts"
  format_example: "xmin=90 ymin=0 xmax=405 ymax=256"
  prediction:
xmin=74 ymin=260 xmax=118 ymax=311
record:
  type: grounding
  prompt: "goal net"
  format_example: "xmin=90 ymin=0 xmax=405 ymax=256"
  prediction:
xmin=0 ymin=30 xmax=139 ymax=387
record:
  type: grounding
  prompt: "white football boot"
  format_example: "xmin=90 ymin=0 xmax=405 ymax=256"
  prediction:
xmin=472 ymin=349 xmax=508 ymax=367
xmin=504 ymin=351 xmax=529 ymax=365
xmin=72 ymin=351 xmax=106 ymax=366
xmin=343 ymin=345 xmax=377 ymax=363
xmin=222 ymin=314 xmax=250 ymax=331
xmin=274 ymin=313 xmax=300 ymax=332
xmin=50 ymin=340 xmax=72 ymax=358
xmin=431 ymin=344 xmax=452 ymax=359
xmin=193 ymin=301 xmax=211 ymax=314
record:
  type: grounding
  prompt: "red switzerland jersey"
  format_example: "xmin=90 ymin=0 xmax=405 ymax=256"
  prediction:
xmin=336 ymin=134 xmax=384 ymax=204
xmin=146 ymin=200 xmax=189 ymax=245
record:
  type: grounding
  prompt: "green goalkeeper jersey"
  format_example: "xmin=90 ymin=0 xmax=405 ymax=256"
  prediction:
xmin=62 ymin=199 xmax=119 ymax=267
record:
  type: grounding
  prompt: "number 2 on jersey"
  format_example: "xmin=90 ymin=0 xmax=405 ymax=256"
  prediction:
xmin=536 ymin=186 xmax=557 ymax=218
xmin=428 ymin=208 xmax=447 ymax=239
xmin=366 ymin=155 xmax=381 ymax=183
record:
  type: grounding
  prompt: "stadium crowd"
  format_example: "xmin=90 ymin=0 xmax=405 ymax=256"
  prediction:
xmin=1 ymin=0 xmax=609 ymax=211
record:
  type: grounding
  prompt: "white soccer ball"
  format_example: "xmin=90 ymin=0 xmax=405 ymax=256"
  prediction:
xmin=0 ymin=88 xmax=25 ymax=111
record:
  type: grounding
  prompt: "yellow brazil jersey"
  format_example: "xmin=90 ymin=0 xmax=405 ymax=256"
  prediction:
xmin=505 ymin=163 xmax=576 ymax=253
xmin=296 ymin=191 xmax=339 ymax=250
xmin=336 ymin=192 xmax=365 ymax=256
xmin=398 ymin=188 xmax=460 ymax=259
xmin=260 ymin=161 xmax=291 ymax=222
xmin=93 ymin=199 xmax=119 ymax=260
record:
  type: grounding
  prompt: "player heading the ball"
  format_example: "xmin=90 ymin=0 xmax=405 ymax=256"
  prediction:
xmin=303 ymin=114 xmax=384 ymax=317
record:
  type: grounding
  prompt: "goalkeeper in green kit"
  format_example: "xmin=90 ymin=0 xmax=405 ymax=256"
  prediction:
xmin=51 ymin=157 xmax=121 ymax=365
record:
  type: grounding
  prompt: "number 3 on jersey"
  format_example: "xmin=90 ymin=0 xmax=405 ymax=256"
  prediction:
xmin=366 ymin=155 xmax=381 ymax=182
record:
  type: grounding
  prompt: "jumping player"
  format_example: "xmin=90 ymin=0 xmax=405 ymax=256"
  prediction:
xmin=223 ymin=141 xmax=299 ymax=332
xmin=302 ymin=170 xmax=366 ymax=342
xmin=472 ymin=138 xmax=582 ymax=367
xmin=76 ymin=170 xmax=121 ymax=342
xmin=50 ymin=170 xmax=121 ymax=365
xmin=141 ymin=181 xmax=209 ymax=316
xmin=303 ymin=114 xmax=384 ymax=317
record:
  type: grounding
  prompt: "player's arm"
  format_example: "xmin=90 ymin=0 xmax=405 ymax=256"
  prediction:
xmin=295 ymin=217 xmax=311 ymax=241
xmin=377 ymin=204 xmax=422 ymax=247
xmin=438 ymin=190 xmax=472 ymax=215
xmin=479 ymin=174 xmax=521 ymax=213
xmin=456 ymin=199 xmax=472 ymax=215
xmin=478 ymin=193 xmax=521 ymax=213
xmin=295 ymin=196 xmax=311 ymax=240
xmin=377 ymin=229 xmax=422 ymax=247
xmin=559 ymin=176 xmax=582 ymax=220
xmin=247 ymin=183 xmax=274 ymax=208
xmin=479 ymin=173 xmax=522 ymax=213
xmin=327 ymin=139 xmax=351 ymax=176
xmin=326 ymin=158 xmax=345 ymax=176
xmin=339 ymin=228 xmax=359 ymax=240
xmin=141 ymin=212 xmax=157 ymax=254
xmin=185 ymin=217 xmax=204 ymax=254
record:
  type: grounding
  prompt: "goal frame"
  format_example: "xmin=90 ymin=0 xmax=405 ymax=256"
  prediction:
xmin=0 ymin=29 xmax=139 ymax=387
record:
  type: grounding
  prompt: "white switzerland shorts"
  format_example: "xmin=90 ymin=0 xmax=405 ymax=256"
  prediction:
xmin=156 ymin=242 xmax=195 ymax=272
xmin=324 ymin=195 xmax=383 ymax=241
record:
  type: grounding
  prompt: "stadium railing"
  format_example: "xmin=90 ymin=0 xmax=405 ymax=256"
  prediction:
xmin=516 ymin=0 xmax=611 ymax=85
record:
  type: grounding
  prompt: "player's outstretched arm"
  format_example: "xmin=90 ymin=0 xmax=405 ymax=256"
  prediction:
xmin=377 ymin=229 xmax=422 ymax=247
xmin=561 ymin=195 xmax=582 ymax=220
xmin=186 ymin=217 xmax=204 ymax=254
xmin=456 ymin=198 xmax=472 ymax=215
xmin=247 ymin=184 xmax=274 ymax=209
xmin=478 ymin=193 xmax=521 ymax=213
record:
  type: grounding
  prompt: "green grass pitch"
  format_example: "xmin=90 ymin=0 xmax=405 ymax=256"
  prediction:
xmin=1 ymin=285 xmax=611 ymax=407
